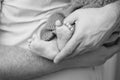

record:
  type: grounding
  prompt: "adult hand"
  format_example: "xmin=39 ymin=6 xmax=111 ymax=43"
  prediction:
xmin=54 ymin=2 xmax=120 ymax=63
xmin=28 ymin=21 xmax=74 ymax=60
xmin=28 ymin=28 xmax=59 ymax=60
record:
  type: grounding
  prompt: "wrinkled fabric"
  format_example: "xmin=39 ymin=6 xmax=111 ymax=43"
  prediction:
xmin=0 ymin=0 xmax=69 ymax=48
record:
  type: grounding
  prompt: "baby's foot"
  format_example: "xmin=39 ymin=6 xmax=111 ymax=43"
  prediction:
xmin=40 ymin=13 xmax=65 ymax=41
xmin=56 ymin=22 xmax=74 ymax=50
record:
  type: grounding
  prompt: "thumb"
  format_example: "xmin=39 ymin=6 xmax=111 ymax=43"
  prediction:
xmin=63 ymin=12 xmax=78 ymax=25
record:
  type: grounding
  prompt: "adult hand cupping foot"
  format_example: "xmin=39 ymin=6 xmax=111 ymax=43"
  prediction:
xmin=28 ymin=20 xmax=74 ymax=60
xmin=54 ymin=2 xmax=119 ymax=63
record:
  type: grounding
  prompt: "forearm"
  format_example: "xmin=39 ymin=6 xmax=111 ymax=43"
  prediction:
xmin=0 ymin=45 xmax=65 ymax=80
xmin=0 ymin=44 xmax=89 ymax=80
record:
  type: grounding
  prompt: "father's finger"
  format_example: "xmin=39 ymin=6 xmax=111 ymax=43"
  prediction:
xmin=54 ymin=33 xmax=84 ymax=63
xmin=63 ymin=11 xmax=78 ymax=25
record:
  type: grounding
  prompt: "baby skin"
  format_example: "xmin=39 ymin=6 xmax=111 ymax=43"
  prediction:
xmin=56 ymin=21 xmax=74 ymax=50
xmin=28 ymin=21 xmax=74 ymax=60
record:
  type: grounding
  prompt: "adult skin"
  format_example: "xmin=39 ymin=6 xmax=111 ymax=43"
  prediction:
xmin=54 ymin=0 xmax=120 ymax=63
xmin=0 ymin=1 xmax=120 ymax=80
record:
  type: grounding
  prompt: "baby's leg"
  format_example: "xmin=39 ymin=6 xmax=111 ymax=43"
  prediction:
xmin=55 ymin=22 xmax=75 ymax=50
